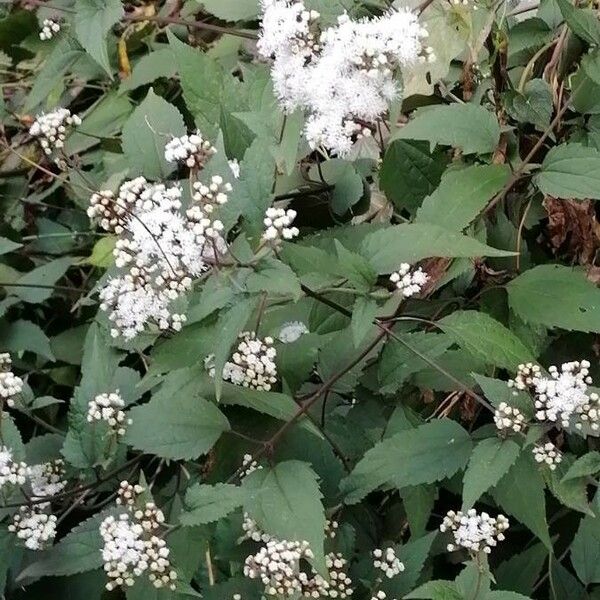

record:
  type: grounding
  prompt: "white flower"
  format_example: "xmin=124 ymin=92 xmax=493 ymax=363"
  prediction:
xmin=494 ymin=402 xmax=527 ymax=434
xmin=508 ymin=362 xmax=542 ymax=392
xmin=258 ymin=1 xmax=431 ymax=156
xmin=164 ymin=131 xmax=216 ymax=168
xmin=532 ymin=441 xmax=562 ymax=470
xmin=27 ymin=460 xmax=66 ymax=506
xmin=116 ymin=480 xmax=145 ymax=508
xmin=39 ymin=18 xmax=60 ymax=40
xmin=440 ymin=509 xmax=509 ymax=555
xmin=100 ymin=503 xmax=177 ymax=591
xmin=0 ymin=445 xmax=27 ymax=491
xmin=29 ymin=108 xmax=81 ymax=160
xmin=390 ymin=263 xmax=429 ymax=298
xmin=278 ymin=321 xmax=308 ymax=343
xmin=9 ymin=506 xmax=57 ymax=550
xmin=241 ymin=453 xmax=262 ymax=479
xmin=262 ymin=207 xmax=299 ymax=244
xmin=87 ymin=391 xmax=131 ymax=437
xmin=0 ymin=352 xmax=23 ymax=408
xmin=373 ymin=546 xmax=404 ymax=578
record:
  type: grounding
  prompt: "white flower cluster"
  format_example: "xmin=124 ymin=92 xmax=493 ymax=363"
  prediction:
xmin=279 ymin=321 xmax=309 ymax=343
xmin=39 ymin=18 xmax=60 ymax=40
xmin=258 ymin=0 xmax=432 ymax=156
xmin=29 ymin=108 xmax=81 ymax=158
xmin=116 ymin=480 xmax=145 ymax=508
xmin=0 ymin=445 xmax=27 ymax=491
xmin=220 ymin=332 xmax=278 ymax=391
xmin=325 ymin=518 xmax=338 ymax=539
xmin=241 ymin=453 xmax=262 ymax=479
xmin=508 ymin=362 xmax=541 ymax=393
xmin=164 ymin=131 xmax=217 ymax=169
xmin=89 ymin=164 xmax=230 ymax=339
xmin=243 ymin=539 xmax=353 ymax=599
xmin=372 ymin=593 xmax=395 ymax=600
xmin=9 ymin=506 xmax=57 ymax=550
xmin=440 ymin=509 xmax=509 ymax=555
xmin=100 ymin=491 xmax=177 ymax=591
xmin=532 ymin=442 xmax=562 ymax=470
xmin=262 ymin=207 xmax=299 ymax=244
xmin=493 ymin=402 xmax=527 ymax=434
xmin=87 ymin=391 xmax=131 ymax=437
xmin=0 ymin=352 xmax=23 ymax=408
xmin=389 ymin=264 xmax=429 ymax=298
xmin=373 ymin=547 xmax=404 ymax=578
xmin=242 ymin=513 xmax=272 ymax=543
xmin=27 ymin=459 xmax=66 ymax=505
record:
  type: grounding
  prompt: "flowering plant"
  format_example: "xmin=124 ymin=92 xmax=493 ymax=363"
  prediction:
xmin=2 ymin=0 xmax=600 ymax=598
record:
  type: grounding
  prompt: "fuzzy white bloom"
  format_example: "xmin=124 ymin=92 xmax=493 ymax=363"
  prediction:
xmin=0 ymin=353 xmax=23 ymax=408
xmin=39 ymin=18 xmax=60 ymax=40
xmin=278 ymin=321 xmax=309 ymax=343
xmin=164 ymin=131 xmax=216 ymax=169
xmin=508 ymin=362 xmax=542 ymax=393
xmin=533 ymin=361 xmax=600 ymax=430
xmin=87 ymin=391 xmax=131 ymax=437
xmin=116 ymin=480 xmax=145 ymax=508
xmin=27 ymin=460 xmax=66 ymax=505
xmin=100 ymin=503 xmax=177 ymax=591
xmin=373 ymin=547 xmax=404 ymax=578
xmin=440 ymin=509 xmax=509 ymax=555
xmin=9 ymin=506 xmax=57 ymax=550
xmin=227 ymin=332 xmax=278 ymax=390
xmin=0 ymin=445 xmax=27 ymax=491
xmin=241 ymin=513 xmax=272 ymax=543
xmin=29 ymin=108 xmax=81 ymax=159
xmin=325 ymin=518 xmax=339 ymax=539
xmin=494 ymin=402 xmax=527 ymax=434
xmin=241 ymin=453 xmax=262 ymax=479
xmin=262 ymin=207 xmax=299 ymax=244
xmin=390 ymin=264 xmax=429 ymax=298
xmin=532 ymin=442 xmax=562 ymax=470
xmin=301 ymin=552 xmax=353 ymax=599
xmin=258 ymin=1 xmax=432 ymax=156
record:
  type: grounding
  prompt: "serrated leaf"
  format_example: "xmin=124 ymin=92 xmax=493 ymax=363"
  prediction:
xmin=246 ymin=259 xmax=301 ymax=299
xmin=505 ymin=79 xmax=553 ymax=129
xmin=125 ymin=381 xmax=230 ymax=460
xmin=416 ymin=164 xmax=510 ymax=231
xmin=0 ymin=319 xmax=54 ymax=360
xmin=571 ymin=494 xmax=600 ymax=584
xmin=17 ymin=510 xmax=119 ymax=580
xmin=535 ymin=143 xmax=600 ymax=199
xmin=121 ymin=88 xmax=185 ymax=179
xmin=544 ymin=457 xmax=592 ymax=515
xmin=120 ymin=48 xmax=177 ymax=91
xmin=393 ymin=104 xmax=500 ymax=155
xmin=351 ymin=297 xmax=377 ymax=347
xmin=438 ymin=311 xmax=534 ymax=371
xmin=181 ymin=483 xmax=246 ymax=526
xmin=495 ymin=543 xmax=548 ymax=596
xmin=341 ymin=419 xmax=472 ymax=504
xmin=562 ymin=451 xmax=600 ymax=482
xmin=82 ymin=236 xmax=116 ymax=268
xmin=11 ymin=257 xmax=73 ymax=303
xmin=462 ymin=438 xmax=520 ymax=509
xmin=508 ymin=264 xmax=600 ymax=332
xmin=361 ymin=224 xmax=514 ymax=273
xmin=492 ymin=453 xmax=551 ymax=548
xmin=556 ymin=0 xmax=600 ymax=44
xmin=405 ymin=580 xmax=462 ymax=599
xmin=74 ymin=0 xmax=123 ymax=75
xmin=243 ymin=460 xmax=327 ymax=570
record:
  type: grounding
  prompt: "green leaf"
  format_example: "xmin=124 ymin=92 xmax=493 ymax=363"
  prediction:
xmin=438 ymin=311 xmax=534 ymax=371
xmin=378 ymin=332 xmax=452 ymax=394
xmin=341 ymin=419 xmax=472 ymax=504
xmin=245 ymin=259 xmax=301 ymax=299
xmin=82 ymin=236 xmax=116 ymax=268
xmin=379 ymin=140 xmax=448 ymax=213
xmin=120 ymin=48 xmax=177 ymax=92
xmin=562 ymin=451 xmax=600 ymax=482
xmin=535 ymin=144 xmax=600 ymax=200
xmin=361 ymin=224 xmax=514 ymax=273
xmin=11 ymin=257 xmax=73 ymax=303
xmin=492 ymin=453 xmax=551 ymax=548
xmin=211 ymin=297 xmax=257 ymax=401
xmin=243 ymin=460 xmax=327 ymax=570
xmin=181 ymin=483 xmax=246 ymax=526
xmin=416 ymin=164 xmax=510 ymax=231
xmin=495 ymin=543 xmax=548 ymax=596
xmin=0 ymin=319 xmax=54 ymax=360
xmin=486 ymin=593 xmax=534 ymax=600
xmin=405 ymin=580 xmax=462 ymax=600
xmin=17 ymin=510 xmax=118 ymax=580
xmin=393 ymin=104 xmax=500 ymax=155
xmin=121 ymin=88 xmax=185 ymax=179
xmin=505 ymin=79 xmax=553 ymax=129
xmin=335 ymin=241 xmax=377 ymax=290
xmin=317 ymin=159 xmax=364 ymax=215
xmin=507 ymin=264 xmax=600 ymax=332
xmin=0 ymin=236 xmax=21 ymax=255
xmin=571 ymin=494 xmax=600 ymax=584
xmin=544 ymin=457 xmax=592 ymax=515
xmin=462 ymin=438 xmax=521 ymax=509
xmin=73 ymin=0 xmax=123 ymax=75
xmin=125 ymin=381 xmax=230 ymax=460
xmin=199 ymin=0 xmax=259 ymax=21
xmin=351 ymin=297 xmax=377 ymax=347
xmin=473 ymin=374 xmax=533 ymax=415
xmin=556 ymin=0 xmax=600 ymax=44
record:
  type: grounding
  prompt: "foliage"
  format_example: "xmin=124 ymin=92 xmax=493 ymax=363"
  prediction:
xmin=2 ymin=0 xmax=600 ymax=598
